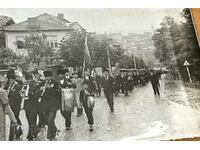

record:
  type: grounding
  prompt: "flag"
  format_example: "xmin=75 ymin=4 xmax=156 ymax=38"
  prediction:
xmin=83 ymin=35 xmax=92 ymax=70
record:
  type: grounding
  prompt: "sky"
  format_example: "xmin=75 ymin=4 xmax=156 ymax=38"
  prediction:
xmin=0 ymin=8 xmax=183 ymax=34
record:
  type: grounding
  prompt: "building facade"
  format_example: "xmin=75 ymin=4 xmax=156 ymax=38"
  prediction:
xmin=4 ymin=13 xmax=84 ymax=55
xmin=0 ymin=16 xmax=15 ymax=48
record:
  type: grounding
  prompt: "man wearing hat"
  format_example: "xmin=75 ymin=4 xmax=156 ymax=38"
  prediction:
xmin=57 ymin=69 xmax=74 ymax=130
xmin=23 ymin=72 xmax=41 ymax=141
xmin=101 ymin=68 xmax=114 ymax=112
xmin=4 ymin=69 xmax=23 ymax=139
xmin=40 ymin=70 xmax=60 ymax=140
xmin=32 ymin=69 xmax=46 ymax=128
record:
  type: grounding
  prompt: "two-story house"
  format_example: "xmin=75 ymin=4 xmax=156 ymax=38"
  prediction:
xmin=0 ymin=16 xmax=15 ymax=48
xmin=4 ymin=13 xmax=84 ymax=55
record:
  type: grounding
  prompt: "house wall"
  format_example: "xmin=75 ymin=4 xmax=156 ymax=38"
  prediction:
xmin=4 ymin=30 xmax=68 ymax=55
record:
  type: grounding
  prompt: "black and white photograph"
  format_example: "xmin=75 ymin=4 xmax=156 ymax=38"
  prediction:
xmin=0 ymin=8 xmax=200 ymax=141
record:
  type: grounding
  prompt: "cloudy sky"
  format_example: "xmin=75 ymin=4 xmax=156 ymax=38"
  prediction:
xmin=0 ymin=8 xmax=183 ymax=34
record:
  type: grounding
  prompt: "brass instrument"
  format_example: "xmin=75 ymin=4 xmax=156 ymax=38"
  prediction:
xmin=20 ymin=83 xmax=30 ymax=100
xmin=7 ymin=81 xmax=18 ymax=94
xmin=38 ymin=79 xmax=49 ymax=102
xmin=32 ymin=74 xmax=42 ymax=85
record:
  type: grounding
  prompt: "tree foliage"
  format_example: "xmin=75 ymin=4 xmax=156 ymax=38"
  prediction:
xmin=23 ymin=32 xmax=54 ymax=66
xmin=152 ymin=8 xmax=200 ymax=81
xmin=0 ymin=47 xmax=21 ymax=66
xmin=59 ymin=29 xmax=85 ymax=67
xmin=60 ymin=31 xmax=126 ymax=68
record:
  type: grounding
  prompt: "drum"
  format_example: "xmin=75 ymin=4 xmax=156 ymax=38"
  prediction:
xmin=61 ymin=88 xmax=75 ymax=112
xmin=87 ymin=96 xmax=95 ymax=109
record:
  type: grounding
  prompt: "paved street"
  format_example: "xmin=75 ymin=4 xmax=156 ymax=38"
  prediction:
xmin=5 ymin=75 xmax=200 ymax=140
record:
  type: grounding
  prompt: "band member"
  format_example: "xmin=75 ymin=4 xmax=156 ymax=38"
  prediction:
xmin=0 ymin=79 xmax=18 ymax=141
xmin=71 ymin=72 xmax=83 ymax=117
xmin=65 ymin=68 xmax=72 ymax=80
xmin=57 ymin=69 xmax=74 ymax=130
xmin=41 ymin=70 xmax=60 ymax=140
xmin=4 ymin=69 xmax=23 ymax=139
xmin=32 ymin=69 xmax=46 ymax=128
xmin=102 ymin=68 xmax=114 ymax=112
xmin=23 ymin=72 xmax=40 ymax=141
xmin=80 ymin=69 xmax=96 ymax=131
xmin=150 ymin=71 xmax=160 ymax=95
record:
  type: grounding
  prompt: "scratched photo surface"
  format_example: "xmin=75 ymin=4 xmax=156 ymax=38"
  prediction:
xmin=0 ymin=8 xmax=200 ymax=141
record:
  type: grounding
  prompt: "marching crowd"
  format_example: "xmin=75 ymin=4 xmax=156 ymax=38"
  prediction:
xmin=0 ymin=67 xmax=161 ymax=141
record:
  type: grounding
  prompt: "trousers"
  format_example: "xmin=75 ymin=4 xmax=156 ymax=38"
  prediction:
xmin=61 ymin=111 xmax=72 ymax=127
xmin=47 ymin=111 xmax=58 ymax=140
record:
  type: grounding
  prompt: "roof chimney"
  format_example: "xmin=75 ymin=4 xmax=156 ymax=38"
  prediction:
xmin=27 ymin=17 xmax=40 ymax=30
xmin=57 ymin=13 xmax=64 ymax=19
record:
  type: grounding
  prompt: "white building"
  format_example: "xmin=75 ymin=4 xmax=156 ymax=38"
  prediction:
xmin=4 ymin=13 xmax=84 ymax=55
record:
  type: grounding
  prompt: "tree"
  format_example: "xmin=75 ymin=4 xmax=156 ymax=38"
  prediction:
xmin=59 ymin=29 xmax=85 ymax=67
xmin=0 ymin=47 xmax=21 ymax=67
xmin=87 ymin=34 xmax=126 ymax=67
xmin=152 ymin=16 xmax=181 ymax=69
xmin=152 ymin=8 xmax=200 ymax=81
xmin=23 ymin=32 xmax=54 ymax=66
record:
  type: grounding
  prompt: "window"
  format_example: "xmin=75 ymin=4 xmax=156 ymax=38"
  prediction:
xmin=16 ymin=36 xmax=25 ymax=49
xmin=46 ymin=35 xmax=58 ymax=49
xmin=16 ymin=40 xmax=24 ymax=49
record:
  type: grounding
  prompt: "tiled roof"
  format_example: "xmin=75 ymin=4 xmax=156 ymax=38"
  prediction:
xmin=4 ymin=13 xmax=72 ymax=31
xmin=0 ymin=16 xmax=13 ymax=27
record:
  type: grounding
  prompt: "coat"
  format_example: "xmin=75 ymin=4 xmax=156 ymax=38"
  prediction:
xmin=4 ymin=81 xmax=22 ymax=111
xmin=101 ymin=75 xmax=114 ymax=92
xmin=41 ymin=79 xmax=61 ymax=112
xmin=24 ymin=80 xmax=41 ymax=111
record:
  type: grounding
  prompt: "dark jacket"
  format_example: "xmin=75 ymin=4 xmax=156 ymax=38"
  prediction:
xmin=4 ymin=81 xmax=22 ymax=111
xmin=41 ymin=79 xmax=61 ymax=112
xmin=101 ymin=75 xmax=114 ymax=92
xmin=83 ymin=75 xmax=96 ymax=94
xmin=24 ymin=80 xmax=41 ymax=111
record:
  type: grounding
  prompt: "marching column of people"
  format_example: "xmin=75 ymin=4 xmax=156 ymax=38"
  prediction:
xmin=3 ymin=67 xmax=162 ymax=141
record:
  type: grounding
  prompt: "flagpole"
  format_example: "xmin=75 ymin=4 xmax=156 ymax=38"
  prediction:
xmin=107 ymin=48 xmax=112 ymax=76
xmin=105 ymin=32 xmax=112 ymax=76
xmin=82 ymin=32 xmax=87 ymax=80
xmin=82 ymin=56 xmax=85 ymax=80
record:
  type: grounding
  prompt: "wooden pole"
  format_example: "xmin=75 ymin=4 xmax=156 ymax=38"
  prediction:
xmin=82 ymin=58 xmax=85 ymax=80
xmin=107 ymin=48 xmax=112 ymax=76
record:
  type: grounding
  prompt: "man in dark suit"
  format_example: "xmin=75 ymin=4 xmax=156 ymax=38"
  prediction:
xmin=150 ymin=71 xmax=160 ymax=95
xmin=101 ymin=68 xmax=114 ymax=112
xmin=57 ymin=69 xmax=74 ymax=130
xmin=32 ymin=69 xmax=46 ymax=128
xmin=23 ymin=72 xmax=40 ymax=141
xmin=41 ymin=70 xmax=60 ymax=140
xmin=4 ymin=69 xmax=23 ymax=140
